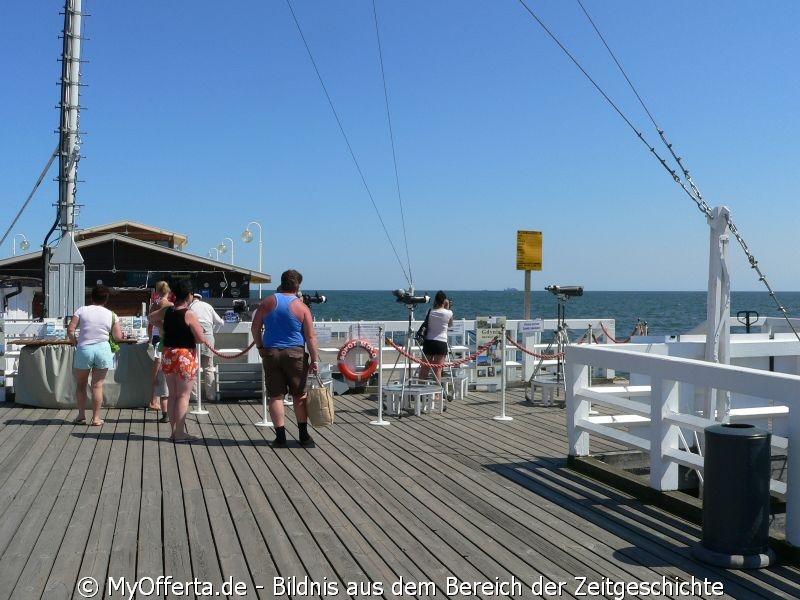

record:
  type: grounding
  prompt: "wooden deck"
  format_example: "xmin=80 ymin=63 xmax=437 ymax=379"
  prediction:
xmin=0 ymin=388 xmax=798 ymax=599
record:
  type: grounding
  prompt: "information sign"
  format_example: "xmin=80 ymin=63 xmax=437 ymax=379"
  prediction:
xmin=348 ymin=323 xmax=381 ymax=346
xmin=516 ymin=230 xmax=542 ymax=271
xmin=475 ymin=316 xmax=507 ymax=385
xmin=519 ymin=319 xmax=544 ymax=333
xmin=448 ymin=320 xmax=465 ymax=335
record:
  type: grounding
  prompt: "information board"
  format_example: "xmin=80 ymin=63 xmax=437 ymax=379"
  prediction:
xmin=475 ymin=316 xmax=507 ymax=387
xmin=516 ymin=230 xmax=543 ymax=271
xmin=348 ymin=323 xmax=381 ymax=347
xmin=518 ymin=319 xmax=544 ymax=334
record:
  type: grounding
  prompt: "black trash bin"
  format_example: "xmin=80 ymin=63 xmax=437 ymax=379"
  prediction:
xmin=693 ymin=423 xmax=775 ymax=568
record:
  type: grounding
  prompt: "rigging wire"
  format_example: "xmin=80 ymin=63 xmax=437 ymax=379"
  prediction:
xmin=0 ymin=144 xmax=60 ymax=249
xmin=284 ymin=0 xmax=411 ymax=286
xmin=574 ymin=0 xmax=800 ymax=341
xmin=371 ymin=0 xmax=413 ymax=286
xmin=574 ymin=0 xmax=706 ymax=208
xmin=516 ymin=0 xmax=800 ymax=341
xmin=514 ymin=0 xmax=697 ymax=202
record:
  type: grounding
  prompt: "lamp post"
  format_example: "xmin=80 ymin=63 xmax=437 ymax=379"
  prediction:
xmin=242 ymin=221 xmax=263 ymax=296
xmin=218 ymin=237 xmax=234 ymax=265
xmin=207 ymin=247 xmax=219 ymax=260
xmin=13 ymin=234 xmax=30 ymax=256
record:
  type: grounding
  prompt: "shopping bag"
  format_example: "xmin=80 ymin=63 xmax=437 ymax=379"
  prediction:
xmin=109 ymin=312 xmax=120 ymax=354
xmin=308 ymin=374 xmax=335 ymax=427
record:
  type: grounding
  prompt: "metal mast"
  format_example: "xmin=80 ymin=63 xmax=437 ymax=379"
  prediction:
xmin=48 ymin=0 xmax=86 ymax=318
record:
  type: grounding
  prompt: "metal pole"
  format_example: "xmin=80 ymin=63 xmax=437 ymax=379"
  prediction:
xmin=254 ymin=360 xmax=273 ymax=427
xmin=371 ymin=326 xmax=390 ymax=426
xmin=257 ymin=235 xmax=263 ymax=297
xmin=524 ymin=270 xmax=531 ymax=319
xmin=704 ymin=206 xmax=732 ymax=422
xmin=494 ymin=332 xmax=513 ymax=422
xmin=190 ymin=343 xmax=209 ymax=415
xmin=59 ymin=0 xmax=83 ymax=234
xmin=243 ymin=221 xmax=264 ymax=297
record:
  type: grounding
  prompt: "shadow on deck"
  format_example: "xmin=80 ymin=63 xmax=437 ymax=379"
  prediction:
xmin=0 ymin=388 xmax=797 ymax=599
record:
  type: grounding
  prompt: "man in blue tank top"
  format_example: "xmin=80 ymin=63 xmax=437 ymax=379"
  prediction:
xmin=251 ymin=269 xmax=320 ymax=447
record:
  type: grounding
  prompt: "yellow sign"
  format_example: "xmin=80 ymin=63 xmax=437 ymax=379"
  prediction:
xmin=516 ymin=230 xmax=542 ymax=271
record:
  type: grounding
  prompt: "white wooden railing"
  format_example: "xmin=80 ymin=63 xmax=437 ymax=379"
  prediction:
xmin=566 ymin=343 xmax=800 ymax=547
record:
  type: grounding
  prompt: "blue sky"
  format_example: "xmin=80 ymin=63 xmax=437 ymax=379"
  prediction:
xmin=3 ymin=1 xmax=799 ymax=292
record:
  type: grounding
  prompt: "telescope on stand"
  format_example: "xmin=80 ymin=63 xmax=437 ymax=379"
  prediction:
xmin=392 ymin=288 xmax=430 ymax=306
xmin=301 ymin=292 xmax=327 ymax=306
xmin=545 ymin=285 xmax=583 ymax=298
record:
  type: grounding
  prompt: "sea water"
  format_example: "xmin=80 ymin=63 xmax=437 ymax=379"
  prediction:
xmin=252 ymin=290 xmax=800 ymax=337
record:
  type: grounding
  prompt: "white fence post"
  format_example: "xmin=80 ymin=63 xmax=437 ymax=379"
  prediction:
xmin=650 ymin=376 xmax=680 ymax=491
xmin=567 ymin=357 xmax=590 ymax=457
xmin=254 ymin=362 xmax=273 ymax=427
xmin=371 ymin=327 xmax=390 ymax=426
xmin=787 ymin=399 xmax=800 ymax=546
xmin=190 ymin=343 xmax=209 ymax=416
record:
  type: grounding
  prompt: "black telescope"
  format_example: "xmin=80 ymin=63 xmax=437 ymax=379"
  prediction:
xmin=545 ymin=285 xmax=583 ymax=297
xmin=301 ymin=292 xmax=327 ymax=305
xmin=392 ymin=288 xmax=430 ymax=305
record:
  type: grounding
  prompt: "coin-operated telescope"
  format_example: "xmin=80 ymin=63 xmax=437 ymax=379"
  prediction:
xmin=392 ymin=288 xmax=430 ymax=306
xmin=545 ymin=285 xmax=583 ymax=298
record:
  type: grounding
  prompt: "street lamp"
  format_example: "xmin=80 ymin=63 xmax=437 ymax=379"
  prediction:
xmin=242 ymin=221 xmax=263 ymax=296
xmin=208 ymin=247 xmax=219 ymax=260
xmin=13 ymin=234 xmax=30 ymax=256
xmin=218 ymin=237 xmax=234 ymax=265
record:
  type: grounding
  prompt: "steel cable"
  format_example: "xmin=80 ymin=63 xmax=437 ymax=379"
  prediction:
xmin=285 ymin=0 xmax=412 ymax=286
xmin=517 ymin=0 xmax=800 ymax=342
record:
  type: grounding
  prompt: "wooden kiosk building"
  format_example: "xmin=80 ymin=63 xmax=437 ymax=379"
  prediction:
xmin=0 ymin=221 xmax=272 ymax=318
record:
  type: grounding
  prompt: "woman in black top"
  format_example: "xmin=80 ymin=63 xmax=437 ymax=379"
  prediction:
xmin=149 ymin=281 xmax=205 ymax=443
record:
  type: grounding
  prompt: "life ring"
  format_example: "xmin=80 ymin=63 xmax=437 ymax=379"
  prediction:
xmin=337 ymin=338 xmax=379 ymax=383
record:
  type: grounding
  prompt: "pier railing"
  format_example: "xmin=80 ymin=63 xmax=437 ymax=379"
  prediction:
xmin=565 ymin=343 xmax=800 ymax=546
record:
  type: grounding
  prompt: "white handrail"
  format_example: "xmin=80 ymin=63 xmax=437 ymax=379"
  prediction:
xmin=565 ymin=343 xmax=800 ymax=546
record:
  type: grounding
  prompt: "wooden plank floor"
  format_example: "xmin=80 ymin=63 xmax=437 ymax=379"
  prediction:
xmin=0 ymin=389 xmax=798 ymax=599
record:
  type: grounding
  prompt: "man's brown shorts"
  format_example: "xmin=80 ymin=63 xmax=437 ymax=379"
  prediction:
xmin=262 ymin=346 xmax=308 ymax=398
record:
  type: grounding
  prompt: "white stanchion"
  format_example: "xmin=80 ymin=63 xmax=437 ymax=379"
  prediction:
xmin=494 ymin=333 xmax=513 ymax=422
xmin=190 ymin=343 xmax=209 ymax=415
xmin=371 ymin=326 xmax=390 ymax=426
xmin=254 ymin=358 xmax=273 ymax=427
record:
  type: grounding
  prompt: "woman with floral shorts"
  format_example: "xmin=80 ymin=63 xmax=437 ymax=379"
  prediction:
xmin=149 ymin=281 xmax=206 ymax=443
xmin=161 ymin=347 xmax=199 ymax=379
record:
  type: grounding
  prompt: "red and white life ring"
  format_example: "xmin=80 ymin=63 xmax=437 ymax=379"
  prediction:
xmin=337 ymin=338 xmax=379 ymax=383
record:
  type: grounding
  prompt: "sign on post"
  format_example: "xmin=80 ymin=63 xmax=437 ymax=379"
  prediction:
xmin=475 ymin=316 xmax=506 ymax=389
xmin=517 ymin=230 xmax=542 ymax=319
xmin=519 ymin=319 xmax=544 ymax=334
xmin=516 ymin=230 xmax=542 ymax=271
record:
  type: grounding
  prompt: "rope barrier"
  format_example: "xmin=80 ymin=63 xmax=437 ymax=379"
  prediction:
xmin=384 ymin=337 xmax=499 ymax=369
xmin=599 ymin=322 xmax=631 ymax=344
xmin=503 ymin=334 xmax=565 ymax=359
xmin=202 ymin=340 xmax=256 ymax=359
xmin=598 ymin=321 xmax=647 ymax=344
